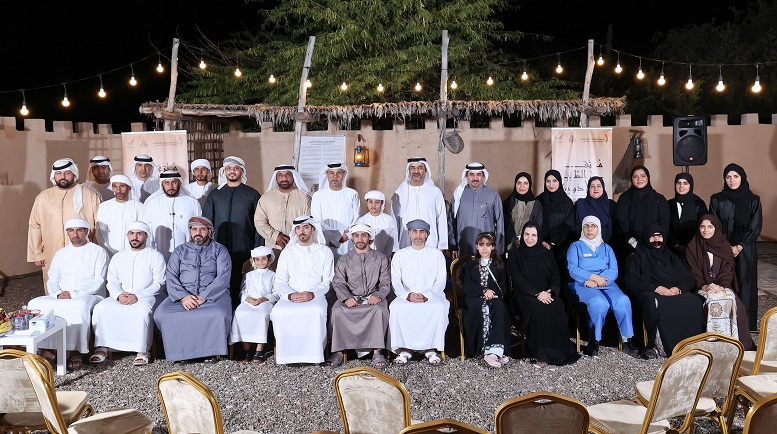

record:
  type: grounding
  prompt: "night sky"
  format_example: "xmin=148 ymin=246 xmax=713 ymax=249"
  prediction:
xmin=0 ymin=0 xmax=739 ymax=132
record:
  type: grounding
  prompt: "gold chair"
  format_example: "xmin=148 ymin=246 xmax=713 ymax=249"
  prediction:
xmin=158 ymin=371 xmax=225 ymax=434
xmin=20 ymin=354 xmax=152 ymax=434
xmin=0 ymin=349 xmax=94 ymax=433
xmin=633 ymin=332 xmax=743 ymax=434
xmin=743 ymin=391 xmax=777 ymax=434
xmin=398 ymin=418 xmax=488 ymax=434
xmin=740 ymin=306 xmax=777 ymax=376
xmin=494 ymin=391 xmax=588 ymax=434
xmin=587 ymin=347 xmax=713 ymax=434
xmin=449 ymin=255 xmax=471 ymax=360
xmin=334 ymin=366 xmax=413 ymax=434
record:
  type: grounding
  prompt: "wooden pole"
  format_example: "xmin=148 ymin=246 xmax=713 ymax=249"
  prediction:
xmin=437 ymin=30 xmax=449 ymax=193
xmin=580 ymin=39 xmax=595 ymax=128
xmin=292 ymin=36 xmax=316 ymax=168
xmin=164 ymin=38 xmax=180 ymax=131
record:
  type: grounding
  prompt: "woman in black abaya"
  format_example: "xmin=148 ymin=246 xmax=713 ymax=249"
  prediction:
xmin=667 ymin=172 xmax=708 ymax=255
xmin=502 ymin=172 xmax=543 ymax=249
xmin=613 ymin=166 xmax=670 ymax=258
xmin=536 ymin=170 xmax=576 ymax=280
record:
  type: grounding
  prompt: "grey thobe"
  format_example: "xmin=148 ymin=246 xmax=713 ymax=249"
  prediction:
xmin=154 ymin=241 xmax=233 ymax=361
xmin=330 ymin=249 xmax=391 ymax=352
xmin=449 ymin=185 xmax=505 ymax=255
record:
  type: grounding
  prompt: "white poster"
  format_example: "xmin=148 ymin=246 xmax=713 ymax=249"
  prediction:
xmin=298 ymin=136 xmax=346 ymax=190
xmin=120 ymin=130 xmax=189 ymax=176
xmin=551 ymin=128 xmax=613 ymax=202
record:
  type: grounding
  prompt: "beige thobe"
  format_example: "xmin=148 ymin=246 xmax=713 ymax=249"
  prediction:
xmin=254 ymin=189 xmax=311 ymax=249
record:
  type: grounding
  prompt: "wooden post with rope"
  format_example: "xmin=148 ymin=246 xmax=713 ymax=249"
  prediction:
xmin=164 ymin=38 xmax=180 ymax=131
xmin=437 ymin=30 xmax=449 ymax=193
xmin=580 ymin=39 xmax=595 ymax=128
xmin=292 ymin=36 xmax=316 ymax=168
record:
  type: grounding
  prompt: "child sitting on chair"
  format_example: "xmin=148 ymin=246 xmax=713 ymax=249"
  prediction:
xmin=229 ymin=246 xmax=278 ymax=363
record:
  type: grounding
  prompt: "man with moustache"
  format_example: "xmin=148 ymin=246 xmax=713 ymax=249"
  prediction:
xmin=129 ymin=154 xmax=160 ymax=203
xmin=449 ymin=162 xmax=504 ymax=257
xmin=90 ymin=221 xmax=165 ymax=366
xmin=254 ymin=164 xmax=311 ymax=249
xmin=140 ymin=170 xmax=202 ymax=261
xmin=83 ymin=155 xmax=114 ymax=201
xmin=186 ymin=158 xmax=215 ymax=207
xmin=95 ymin=174 xmax=143 ymax=256
xmin=311 ymin=161 xmax=360 ymax=262
xmin=391 ymin=157 xmax=448 ymax=249
xmin=28 ymin=158 xmax=101 ymax=288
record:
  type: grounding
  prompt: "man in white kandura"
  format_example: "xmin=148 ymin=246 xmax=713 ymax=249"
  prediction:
xmin=28 ymin=218 xmax=107 ymax=370
xmin=185 ymin=158 xmax=215 ymax=207
xmin=95 ymin=174 xmax=142 ymax=256
xmin=140 ymin=170 xmax=202 ymax=261
xmin=83 ymin=155 xmax=114 ymax=201
xmin=254 ymin=164 xmax=311 ymax=249
xmin=311 ymin=161 xmax=360 ymax=262
xmin=271 ymin=215 xmax=334 ymax=364
xmin=389 ymin=219 xmax=449 ymax=366
xmin=90 ymin=221 xmax=165 ymax=366
xmin=129 ymin=154 xmax=159 ymax=203
xmin=356 ymin=190 xmax=399 ymax=259
xmin=391 ymin=157 xmax=448 ymax=249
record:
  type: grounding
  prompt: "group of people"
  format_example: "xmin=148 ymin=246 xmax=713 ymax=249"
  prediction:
xmin=25 ymin=152 xmax=761 ymax=369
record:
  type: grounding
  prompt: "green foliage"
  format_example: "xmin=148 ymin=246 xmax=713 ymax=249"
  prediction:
xmin=179 ymin=0 xmax=580 ymax=106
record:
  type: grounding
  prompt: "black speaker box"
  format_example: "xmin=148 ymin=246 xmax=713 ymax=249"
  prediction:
xmin=673 ymin=116 xmax=708 ymax=166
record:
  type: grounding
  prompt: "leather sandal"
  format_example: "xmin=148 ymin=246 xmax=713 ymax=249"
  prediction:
xmin=325 ymin=352 xmax=344 ymax=368
xmin=394 ymin=351 xmax=412 ymax=366
xmin=89 ymin=348 xmax=108 ymax=364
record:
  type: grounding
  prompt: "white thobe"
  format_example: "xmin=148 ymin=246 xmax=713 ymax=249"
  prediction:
xmin=84 ymin=181 xmax=114 ymax=202
xmin=271 ymin=243 xmax=334 ymax=364
xmin=140 ymin=194 xmax=202 ymax=261
xmin=96 ymin=199 xmax=143 ymax=256
xmin=129 ymin=176 xmax=159 ymax=203
xmin=388 ymin=246 xmax=449 ymax=352
xmin=91 ymin=248 xmax=165 ymax=353
xmin=229 ymin=268 xmax=278 ymax=344
xmin=28 ymin=243 xmax=107 ymax=353
xmin=311 ymin=187 xmax=360 ymax=261
xmin=392 ymin=183 xmax=448 ymax=249
xmin=186 ymin=181 xmax=215 ymax=208
xmin=356 ymin=212 xmax=399 ymax=259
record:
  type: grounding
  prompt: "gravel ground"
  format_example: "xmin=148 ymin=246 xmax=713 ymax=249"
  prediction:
xmin=2 ymin=244 xmax=776 ymax=434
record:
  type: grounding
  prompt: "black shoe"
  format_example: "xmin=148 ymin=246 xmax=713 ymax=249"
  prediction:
xmin=584 ymin=340 xmax=600 ymax=357
xmin=641 ymin=346 xmax=659 ymax=360
xmin=622 ymin=340 xmax=640 ymax=357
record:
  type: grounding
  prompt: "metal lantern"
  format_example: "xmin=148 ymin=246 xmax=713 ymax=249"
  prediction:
xmin=354 ymin=135 xmax=369 ymax=167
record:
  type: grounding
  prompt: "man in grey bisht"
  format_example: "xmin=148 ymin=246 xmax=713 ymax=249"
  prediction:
xmin=449 ymin=162 xmax=504 ymax=257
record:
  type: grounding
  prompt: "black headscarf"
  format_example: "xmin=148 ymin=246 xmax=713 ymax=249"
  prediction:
xmin=510 ymin=172 xmax=535 ymax=202
xmin=634 ymin=224 xmax=691 ymax=287
xmin=673 ymin=173 xmax=700 ymax=205
xmin=510 ymin=221 xmax=559 ymax=296
xmin=517 ymin=221 xmax=546 ymax=257
xmin=627 ymin=165 xmax=659 ymax=205
xmin=575 ymin=176 xmax=612 ymax=233
xmin=539 ymin=170 xmax=571 ymax=214
xmin=720 ymin=163 xmax=757 ymax=228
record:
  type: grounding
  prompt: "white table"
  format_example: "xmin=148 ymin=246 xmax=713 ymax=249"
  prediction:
xmin=0 ymin=317 xmax=67 ymax=375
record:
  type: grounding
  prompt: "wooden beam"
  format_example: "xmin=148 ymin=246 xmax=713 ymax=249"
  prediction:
xmin=164 ymin=38 xmax=180 ymax=131
xmin=580 ymin=39 xmax=595 ymax=128
xmin=292 ymin=36 xmax=316 ymax=168
xmin=437 ymin=30 xmax=449 ymax=193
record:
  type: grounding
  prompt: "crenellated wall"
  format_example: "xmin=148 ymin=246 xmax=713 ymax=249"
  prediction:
xmin=2 ymin=112 xmax=777 ymax=278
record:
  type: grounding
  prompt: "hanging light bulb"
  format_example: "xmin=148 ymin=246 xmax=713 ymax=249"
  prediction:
xmin=450 ymin=80 xmax=457 ymax=90
xmin=752 ymin=63 xmax=762 ymax=93
xmin=234 ymin=67 xmax=242 ymax=77
xmin=636 ymin=58 xmax=644 ymax=79
xmin=377 ymin=82 xmax=384 ymax=92
xmin=268 ymin=74 xmax=276 ymax=84
xmin=597 ymin=46 xmax=604 ymax=66
xmin=340 ymin=81 xmax=348 ymax=91
xmin=129 ymin=65 xmax=137 ymax=86
xmin=61 ymin=83 xmax=70 ymax=107
xmin=716 ymin=65 xmax=725 ymax=92
xmin=199 ymin=58 xmax=207 ymax=69
xmin=657 ymin=63 xmax=666 ymax=86
xmin=555 ymin=54 xmax=563 ymax=74
xmin=304 ymin=79 xmax=312 ymax=88
xmin=685 ymin=65 xmax=694 ymax=90
xmin=98 ymin=75 xmax=106 ymax=98
xmin=415 ymin=82 xmax=422 ymax=92
xmin=521 ymin=69 xmax=529 ymax=81
xmin=19 ymin=90 xmax=29 ymax=116
xmin=614 ymin=52 xmax=622 ymax=74
xmin=156 ymin=53 xmax=164 ymax=73
xmin=486 ymin=76 xmax=494 ymax=86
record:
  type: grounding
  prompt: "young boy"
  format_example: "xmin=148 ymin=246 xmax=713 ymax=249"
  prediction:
xmin=356 ymin=190 xmax=398 ymax=259
xmin=229 ymin=246 xmax=278 ymax=363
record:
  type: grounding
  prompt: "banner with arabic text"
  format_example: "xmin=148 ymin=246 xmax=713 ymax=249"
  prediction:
xmin=551 ymin=128 xmax=613 ymax=202
xmin=120 ymin=130 xmax=189 ymax=176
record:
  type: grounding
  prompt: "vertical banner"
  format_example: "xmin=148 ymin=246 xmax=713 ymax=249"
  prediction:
xmin=120 ymin=131 xmax=189 ymax=176
xmin=551 ymin=128 xmax=613 ymax=202
xmin=298 ymin=136 xmax=346 ymax=190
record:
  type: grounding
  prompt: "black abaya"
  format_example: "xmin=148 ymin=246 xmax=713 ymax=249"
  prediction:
xmin=461 ymin=260 xmax=510 ymax=358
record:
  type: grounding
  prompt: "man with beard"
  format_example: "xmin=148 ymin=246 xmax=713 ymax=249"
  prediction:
xmin=28 ymin=158 xmax=101 ymax=289
xmin=186 ymin=158 xmax=215 ymax=207
xmin=449 ymin=162 xmax=504 ymax=257
xmin=96 ymin=175 xmax=142 ymax=256
xmin=140 ymin=170 xmax=202 ymax=261
xmin=129 ymin=154 xmax=159 ymax=203
xmin=90 ymin=221 xmax=165 ymax=366
xmin=388 ymin=219 xmax=449 ymax=366
xmin=326 ymin=224 xmax=390 ymax=369
xmin=83 ymin=155 xmax=114 ymax=201
xmin=203 ymin=156 xmax=263 ymax=307
xmin=154 ymin=217 xmax=232 ymax=363
xmin=28 ymin=218 xmax=107 ymax=370
xmin=254 ymin=164 xmax=311 ymax=249
xmin=391 ymin=157 xmax=448 ymax=249
xmin=271 ymin=216 xmax=334 ymax=364
xmin=311 ymin=161 xmax=360 ymax=262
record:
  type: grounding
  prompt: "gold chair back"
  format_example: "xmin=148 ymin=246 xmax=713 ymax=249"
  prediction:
xmin=494 ymin=391 xmax=588 ymax=434
xmin=20 ymin=355 xmax=70 ymax=434
xmin=752 ymin=306 xmax=777 ymax=375
xmin=743 ymin=391 xmax=777 ymax=434
xmin=398 ymin=418 xmax=488 ymax=434
xmin=334 ymin=366 xmax=411 ymax=434
xmin=157 ymin=371 xmax=225 ymax=434
xmin=0 ymin=350 xmax=46 ymax=414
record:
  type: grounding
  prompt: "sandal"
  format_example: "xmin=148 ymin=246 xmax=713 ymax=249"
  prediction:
xmin=203 ymin=357 xmax=219 ymax=364
xmin=484 ymin=353 xmax=502 ymax=368
xmin=498 ymin=355 xmax=510 ymax=365
xmin=394 ymin=351 xmax=412 ymax=366
xmin=68 ymin=355 xmax=83 ymax=370
xmin=371 ymin=353 xmax=388 ymax=369
xmin=133 ymin=353 xmax=149 ymax=366
xmin=325 ymin=352 xmax=344 ymax=368
xmin=252 ymin=350 xmax=266 ymax=364
xmin=89 ymin=348 xmax=108 ymax=364
xmin=425 ymin=351 xmax=442 ymax=366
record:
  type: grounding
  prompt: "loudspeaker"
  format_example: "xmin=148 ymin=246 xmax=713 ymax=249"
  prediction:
xmin=673 ymin=116 xmax=708 ymax=166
